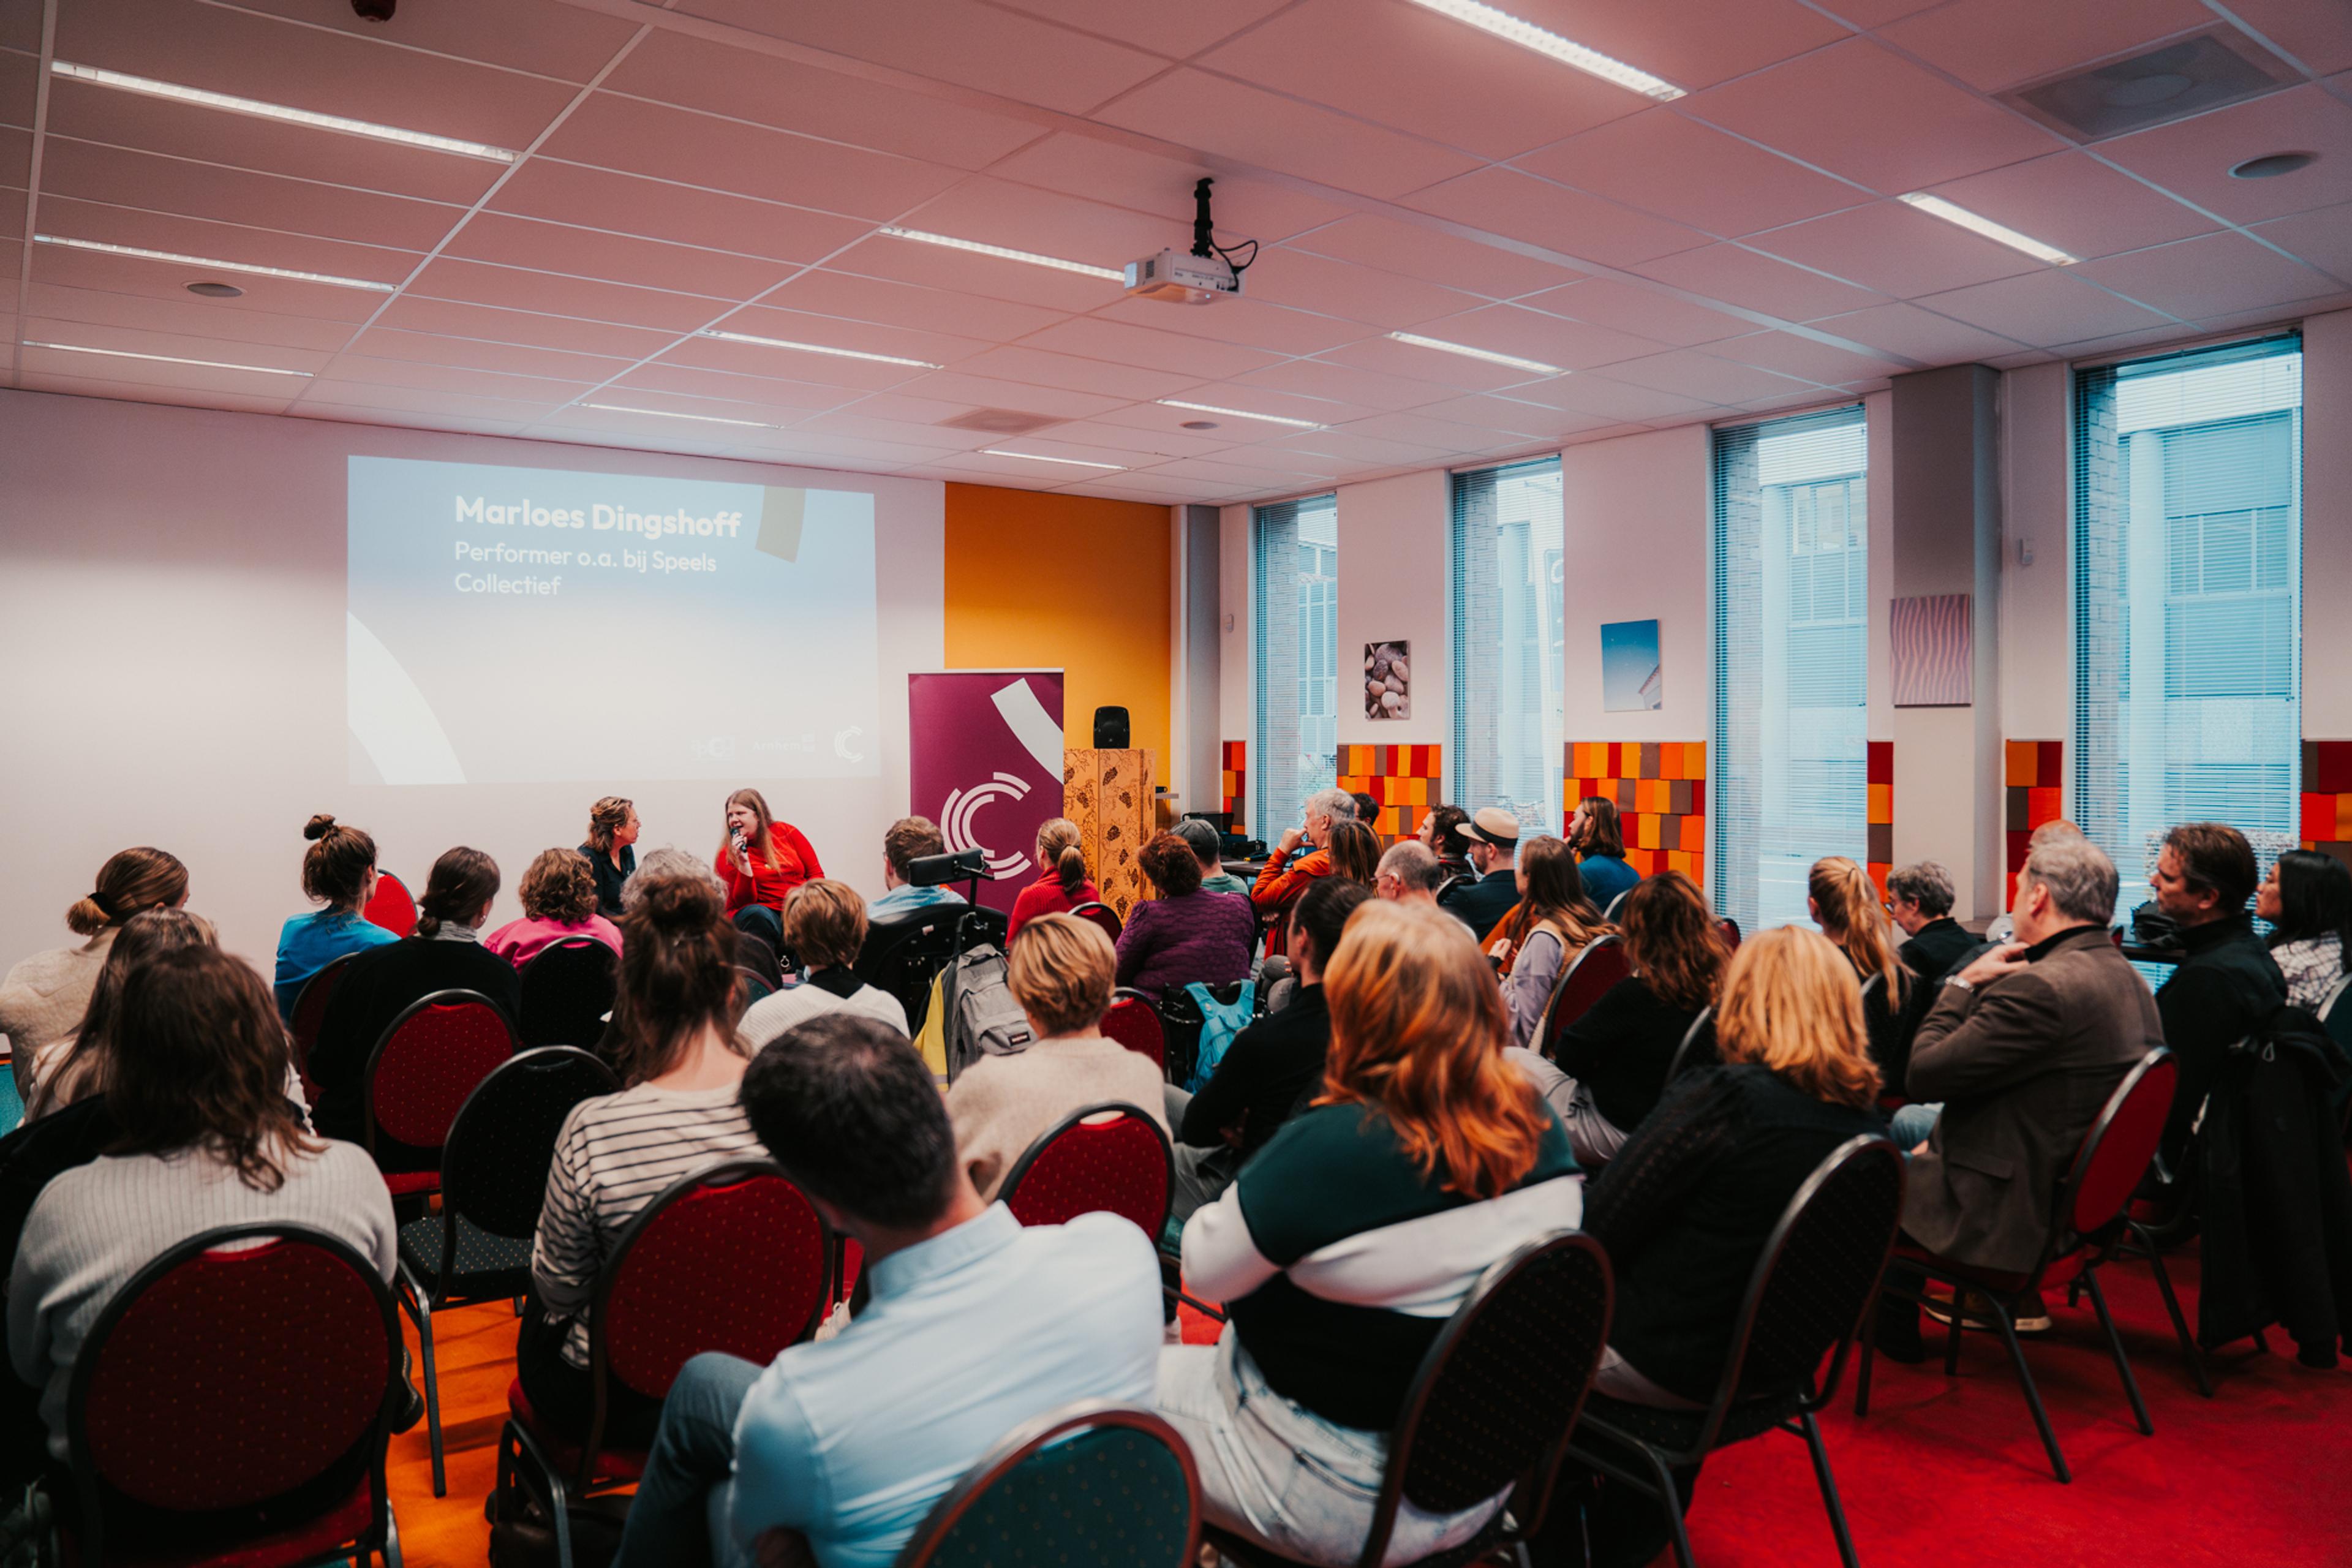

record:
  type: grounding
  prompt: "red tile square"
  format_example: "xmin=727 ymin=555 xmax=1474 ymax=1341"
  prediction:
xmin=2305 ymin=793 xmax=2340 ymax=844
xmin=2036 ymin=740 xmax=2064 ymax=788
xmin=1688 ymin=779 xmax=1705 ymax=816
xmin=2007 ymin=829 xmax=2030 ymax=872
xmin=2026 ymin=786 xmax=2062 ymax=827
xmin=2315 ymin=741 xmax=2352 ymax=796
xmin=1866 ymin=740 xmax=1893 ymax=786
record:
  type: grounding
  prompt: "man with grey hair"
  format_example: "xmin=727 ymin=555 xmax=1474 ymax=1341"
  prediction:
xmin=1250 ymin=788 xmax=1358 ymax=913
xmin=1983 ymin=819 xmax=2088 ymax=943
xmin=1887 ymin=861 xmax=1972 ymax=985
xmin=1175 ymin=819 xmax=1249 ymax=897
xmin=1373 ymin=840 xmax=1444 ymax=903
xmin=1877 ymin=835 xmax=2162 ymax=1352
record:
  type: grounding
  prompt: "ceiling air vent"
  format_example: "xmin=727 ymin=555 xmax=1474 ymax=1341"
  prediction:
xmin=937 ymin=408 xmax=1061 ymax=436
xmin=2000 ymin=26 xmax=2299 ymax=142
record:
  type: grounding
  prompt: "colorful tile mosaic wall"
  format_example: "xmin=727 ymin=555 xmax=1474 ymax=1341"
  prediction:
xmin=2005 ymin=739 xmax=2065 ymax=905
xmin=1338 ymin=744 xmax=1442 ymax=847
xmin=1866 ymin=741 xmax=1893 ymax=897
xmin=1220 ymin=740 xmax=1246 ymax=834
xmin=2301 ymin=741 xmax=2352 ymax=869
xmin=1563 ymin=741 xmax=1705 ymax=883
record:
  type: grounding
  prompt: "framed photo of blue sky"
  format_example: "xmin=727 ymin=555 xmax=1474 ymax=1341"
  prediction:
xmin=1600 ymin=619 xmax=1663 ymax=712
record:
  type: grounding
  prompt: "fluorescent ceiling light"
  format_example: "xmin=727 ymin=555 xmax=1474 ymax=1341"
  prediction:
xmin=1387 ymin=331 xmax=1563 ymax=377
xmin=699 ymin=329 xmax=938 ymax=369
xmin=878 ymin=227 xmax=1123 ymax=281
xmin=1158 ymin=399 xmax=1323 ymax=429
xmin=1400 ymin=0 xmax=1682 ymax=100
xmin=980 ymin=448 xmax=1125 ymax=470
xmin=24 ymin=340 xmax=311 ymax=377
xmin=51 ymin=61 xmax=518 ymax=162
xmin=1896 ymin=193 xmax=2078 ymax=266
xmin=35 ymin=233 xmax=398 ymax=292
xmin=579 ymin=402 xmax=775 ymax=428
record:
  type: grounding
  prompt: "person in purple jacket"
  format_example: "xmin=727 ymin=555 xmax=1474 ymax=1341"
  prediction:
xmin=1116 ymin=833 xmax=1257 ymax=999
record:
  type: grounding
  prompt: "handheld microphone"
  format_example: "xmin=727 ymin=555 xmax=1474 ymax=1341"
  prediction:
xmin=730 ymin=828 xmax=748 ymax=855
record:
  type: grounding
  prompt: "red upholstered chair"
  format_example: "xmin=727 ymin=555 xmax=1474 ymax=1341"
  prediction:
xmin=361 ymin=872 xmax=416 ymax=938
xmin=57 ymin=1223 xmax=405 ymax=1568
xmin=287 ymin=950 xmax=360 ymax=1105
xmin=362 ymin=988 xmax=518 ymax=1216
xmin=1068 ymin=901 xmax=1124 ymax=944
xmin=1719 ymin=918 xmax=1741 ymax=950
xmin=1535 ymin=936 xmax=1632 ymax=1060
xmin=1856 ymin=1049 xmax=2191 ymax=1483
xmin=999 ymin=1102 xmax=1173 ymax=1242
xmin=1102 ymin=991 xmax=1168 ymax=1072
xmin=497 ymin=1161 xmax=832 ymax=1568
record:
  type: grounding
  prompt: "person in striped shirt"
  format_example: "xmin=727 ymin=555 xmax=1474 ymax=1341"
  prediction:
xmin=520 ymin=865 xmax=764 ymax=1446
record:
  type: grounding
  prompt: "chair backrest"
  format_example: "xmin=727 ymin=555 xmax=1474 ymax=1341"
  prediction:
xmin=442 ymin=1047 xmax=620 ymax=1245
xmin=1719 ymin=918 xmax=1741 ymax=950
xmin=67 ymin=1223 xmax=399 ymax=1550
xmin=999 ymin=1102 xmax=1172 ymax=1238
xmin=1603 ymin=889 xmax=1630 ymax=921
xmin=2057 ymin=1049 xmax=2177 ymax=1246
xmin=1374 ymin=1231 xmax=1612 ymax=1566
xmin=1069 ymin=900 xmax=1124 ymax=943
xmin=1687 ymin=1135 xmax=1904 ymax=1453
xmin=896 ymin=1401 xmax=1200 ymax=1568
xmin=1665 ymin=1007 xmax=1716 ymax=1084
xmin=516 ymin=938 xmax=619 ymax=1049
xmin=1536 ymin=937 xmax=1632 ymax=1059
xmin=363 ymin=989 xmax=518 ymax=1154
xmin=734 ymin=967 xmax=778 ymax=1011
xmin=287 ymin=949 xmax=360 ymax=1072
xmin=362 ymin=870 xmax=416 ymax=937
xmin=1101 ymin=991 xmax=1167 ymax=1071
xmin=2319 ymin=973 xmax=2352 ymax=1054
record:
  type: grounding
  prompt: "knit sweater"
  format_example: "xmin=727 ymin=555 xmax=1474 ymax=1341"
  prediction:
xmin=0 ymin=932 xmax=117 ymax=1091
xmin=1114 ymin=891 xmax=1256 ymax=998
xmin=944 ymin=1036 xmax=1168 ymax=1201
xmin=7 ymin=1141 xmax=398 ymax=1457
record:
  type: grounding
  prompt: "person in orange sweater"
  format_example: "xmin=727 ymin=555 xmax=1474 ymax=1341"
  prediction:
xmin=1250 ymin=789 xmax=1359 ymax=913
xmin=716 ymin=787 xmax=824 ymax=921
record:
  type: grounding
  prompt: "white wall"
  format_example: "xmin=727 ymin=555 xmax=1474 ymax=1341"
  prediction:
xmin=1559 ymin=425 xmax=1711 ymax=742
xmin=0 ymin=388 xmax=944 ymax=971
xmin=2303 ymin=309 xmax=2352 ymax=739
xmin=1999 ymin=362 xmax=2071 ymax=744
xmin=1217 ymin=501 xmax=1251 ymax=750
xmin=1335 ymin=469 xmax=1449 ymax=746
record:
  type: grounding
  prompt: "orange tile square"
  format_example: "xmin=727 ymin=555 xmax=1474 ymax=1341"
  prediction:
xmin=2339 ymin=794 xmax=2352 ymax=840
xmin=1683 ymin=815 xmax=1703 ymax=849
xmin=2005 ymin=740 xmax=2039 ymax=789
xmin=1685 ymin=742 xmax=1705 ymax=775
xmin=1659 ymin=742 xmax=1683 ymax=780
xmin=1867 ymin=783 xmax=1893 ymax=825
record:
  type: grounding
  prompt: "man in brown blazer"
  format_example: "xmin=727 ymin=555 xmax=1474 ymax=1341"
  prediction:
xmin=1893 ymin=837 xmax=2163 ymax=1340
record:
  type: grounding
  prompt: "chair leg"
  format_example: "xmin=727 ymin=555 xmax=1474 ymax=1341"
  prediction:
xmin=382 ymin=1505 xmax=404 ymax=1568
xmin=410 ymin=1289 xmax=446 ymax=1498
xmin=1989 ymin=1301 xmax=2070 ymax=1483
xmin=1942 ymin=1292 xmax=1966 ymax=1376
xmin=2081 ymin=1267 xmax=2154 ymax=1437
xmin=1796 ymin=1412 xmax=1860 ymax=1568
xmin=1853 ymin=1315 xmax=1877 ymax=1417
xmin=2135 ymin=1225 xmax=2213 ymax=1398
xmin=1634 ymin=1442 xmax=1695 ymax=1568
xmin=503 ymin=1419 xmax=577 ymax=1568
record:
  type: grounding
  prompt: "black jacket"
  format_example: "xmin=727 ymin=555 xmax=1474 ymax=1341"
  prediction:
xmin=1555 ymin=976 xmax=1702 ymax=1132
xmin=1180 ymin=984 xmax=1330 ymax=1164
xmin=311 ymin=935 xmax=521 ymax=1147
xmin=1438 ymin=868 xmax=1520 ymax=944
xmin=1899 ymin=918 xmax=1977 ymax=987
xmin=2155 ymin=915 xmax=2285 ymax=1166
xmin=579 ymin=842 xmax=635 ymax=919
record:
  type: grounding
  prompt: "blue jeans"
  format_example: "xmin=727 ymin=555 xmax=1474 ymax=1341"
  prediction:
xmin=611 ymin=1352 xmax=764 ymax=1568
xmin=1890 ymin=1101 xmax=1942 ymax=1149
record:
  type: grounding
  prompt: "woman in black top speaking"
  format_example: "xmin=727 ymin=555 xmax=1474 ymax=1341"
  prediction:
xmin=580 ymin=796 xmax=639 ymax=918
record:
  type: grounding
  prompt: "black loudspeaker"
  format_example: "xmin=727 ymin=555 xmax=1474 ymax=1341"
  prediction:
xmin=1093 ymin=706 xmax=1130 ymax=748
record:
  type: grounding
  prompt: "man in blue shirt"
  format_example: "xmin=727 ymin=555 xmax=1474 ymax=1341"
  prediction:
xmin=865 ymin=816 xmax=967 ymax=923
xmin=609 ymin=1012 xmax=1161 ymax=1568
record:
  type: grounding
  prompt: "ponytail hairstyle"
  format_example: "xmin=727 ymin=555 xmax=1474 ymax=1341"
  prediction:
xmin=66 ymin=847 xmax=188 ymax=937
xmin=611 ymin=870 xmax=743 ymax=1087
xmin=39 ymin=908 xmax=218 ymax=1118
xmin=587 ymin=796 xmax=635 ymax=854
xmin=1036 ymin=818 xmax=1087 ymax=897
xmin=1808 ymin=856 xmax=1905 ymax=1003
xmin=300 ymin=815 xmax=377 ymax=911
xmin=1501 ymin=835 xmax=1606 ymax=954
xmin=717 ymin=788 xmax=779 ymax=873
xmin=414 ymin=846 xmax=499 ymax=938
xmin=1325 ymin=820 xmax=1381 ymax=887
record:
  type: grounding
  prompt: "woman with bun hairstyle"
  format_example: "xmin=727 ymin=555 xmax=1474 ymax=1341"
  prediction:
xmin=580 ymin=796 xmax=639 ymax=919
xmin=22 ymin=909 xmax=218 ymax=1124
xmin=0 ymin=848 xmax=188 ymax=1095
xmin=715 ymin=788 xmax=824 ymax=922
xmin=272 ymin=815 xmax=400 ymax=1021
xmin=1008 ymin=818 xmax=1099 ymax=942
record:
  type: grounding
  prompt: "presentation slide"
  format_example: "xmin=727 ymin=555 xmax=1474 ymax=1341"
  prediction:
xmin=347 ymin=456 xmax=880 ymax=785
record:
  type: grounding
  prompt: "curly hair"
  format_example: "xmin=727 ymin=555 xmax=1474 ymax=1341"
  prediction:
xmin=1616 ymin=870 xmax=1726 ymax=1013
xmin=520 ymin=847 xmax=598 ymax=925
xmin=1139 ymin=831 xmax=1204 ymax=897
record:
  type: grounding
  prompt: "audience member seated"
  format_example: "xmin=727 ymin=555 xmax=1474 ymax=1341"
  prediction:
xmin=1373 ymin=839 xmax=1449 ymax=911
xmin=946 ymin=914 xmax=1166 ymax=1201
xmin=1437 ymin=807 xmax=1523 ymax=943
xmin=23 ymin=910 xmax=218 ymax=1125
xmin=1251 ymin=788 xmax=1358 ymax=914
xmin=1888 ymin=860 xmax=1975 ymax=986
xmin=1325 ymin=818 xmax=1381 ymax=889
xmin=741 ymin=881 xmax=910 ymax=1048
xmin=2149 ymin=822 xmax=2285 ymax=1169
xmin=1561 ymin=926 xmax=1885 ymax=1566
xmin=1492 ymin=837 xmax=1608 ymax=1050
xmin=309 ymin=848 xmax=520 ymax=1152
xmin=1512 ymin=871 xmax=1725 ymax=1165
xmin=869 ymin=816 xmax=967 ymax=923
xmin=717 ymin=787 xmax=824 ymax=922
xmin=1165 ymin=880 xmax=1372 ymax=1223
xmin=488 ymin=848 xmax=624 ymax=967
xmin=2260 ymin=848 xmax=2351 ymax=1011
xmin=0 ymin=847 xmax=187 ymax=1096
xmin=273 ymin=815 xmax=400 ymax=1021
xmin=1350 ymin=790 xmax=1379 ymax=824
xmin=1177 ymin=818 xmax=1250 ymax=897
xmin=1419 ymin=804 xmax=1474 ymax=878
xmin=1569 ymin=795 xmax=1642 ymax=913
xmin=9 ymin=946 xmax=399 ymax=1472
xmin=1811 ymin=856 xmax=1921 ymax=1096
xmin=1117 ymin=832 xmax=1255 ymax=998
xmin=1007 ymin=818 xmax=1099 ymax=941
xmin=523 ymin=869 xmax=764 ymax=1447
xmin=1158 ymin=901 xmax=1582 ymax=1566
xmin=1983 ymin=820 xmax=2086 ymax=943
xmin=1879 ymin=836 xmax=2156 ymax=1353
xmin=580 ymin=795 xmax=639 ymax=919
xmin=606 ymin=1013 xmax=1161 ymax=1568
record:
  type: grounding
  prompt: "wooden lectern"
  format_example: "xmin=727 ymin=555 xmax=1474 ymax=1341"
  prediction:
xmin=1065 ymin=748 xmax=1154 ymax=921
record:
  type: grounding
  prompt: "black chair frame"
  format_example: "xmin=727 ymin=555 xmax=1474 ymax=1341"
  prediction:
xmin=894 ymin=1400 xmax=1202 ymax=1568
xmin=60 ymin=1223 xmax=406 ymax=1568
xmin=1567 ymin=1134 xmax=1904 ymax=1568
xmin=360 ymin=987 xmax=519 ymax=1169
xmin=288 ymin=949 xmax=363 ymax=1090
xmin=999 ymin=1099 xmax=1175 ymax=1240
xmin=516 ymin=938 xmax=618 ymax=1049
xmin=1663 ymin=1008 xmax=1715 ymax=1085
xmin=1534 ymin=934 xmax=1624 ymax=1061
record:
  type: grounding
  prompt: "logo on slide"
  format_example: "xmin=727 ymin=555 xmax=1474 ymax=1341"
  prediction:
xmin=944 ymin=772 xmax=1036 ymax=879
xmin=834 ymin=726 xmax=865 ymax=764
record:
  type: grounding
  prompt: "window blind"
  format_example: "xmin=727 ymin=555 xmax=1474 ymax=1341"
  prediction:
xmin=1253 ymin=494 xmax=1339 ymax=840
xmin=1711 ymin=404 xmax=1870 ymax=933
xmin=2073 ymin=334 xmax=2302 ymax=892
xmin=1450 ymin=458 xmax=1565 ymax=834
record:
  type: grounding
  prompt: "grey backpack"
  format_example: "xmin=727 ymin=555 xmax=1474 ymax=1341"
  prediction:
xmin=944 ymin=943 xmax=1035 ymax=1081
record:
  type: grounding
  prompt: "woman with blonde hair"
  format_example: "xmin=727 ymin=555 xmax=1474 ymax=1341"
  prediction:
xmin=579 ymin=796 xmax=639 ymax=918
xmin=1809 ymin=854 xmax=1921 ymax=1095
xmin=0 ymin=848 xmax=187 ymax=1095
xmin=715 ymin=787 xmax=824 ymax=922
xmin=1006 ymin=818 xmax=1098 ymax=941
xmin=1159 ymin=902 xmax=1582 ymax=1565
xmin=489 ymin=848 xmax=623 ymax=968
xmin=1493 ymin=835 xmax=1609 ymax=1049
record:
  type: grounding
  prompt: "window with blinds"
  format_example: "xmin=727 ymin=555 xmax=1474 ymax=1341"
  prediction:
xmin=1450 ymin=458 xmax=1566 ymax=834
xmin=2073 ymin=335 xmax=2302 ymax=888
xmin=1711 ymin=404 xmax=1870 ymax=933
xmin=1253 ymin=494 xmax=1339 ymax=839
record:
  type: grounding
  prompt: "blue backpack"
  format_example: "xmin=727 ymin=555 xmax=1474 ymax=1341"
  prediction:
xmin=1182 ymin=980 xmax=1257 ymax=1093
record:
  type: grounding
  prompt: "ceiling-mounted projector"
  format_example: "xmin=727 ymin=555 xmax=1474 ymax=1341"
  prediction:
xmin=1125 ymin=178 xmax=1256 ymax=305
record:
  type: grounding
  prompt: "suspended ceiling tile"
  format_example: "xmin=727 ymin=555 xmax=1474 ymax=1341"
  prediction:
xmin=1040 ymin=418 xmax=1248 ymax=459
xmin=823 ymin=233 xmax=1121 ymax=314
xmin=2252 ymin=202 xmax=2352 ymax=281
xmin=29 ymin=243 xmax=386 ymax=323
xmin=342 ymin=325 xmax=636 ymax=383
xmin=34 ymin=192 xmax=421 ymax=285
xmin=1703 ymin=330 xmax=1911 ymax=386
xmin=880 ymin=368 xmax=1126 ymax=418
xmin=26 ymin=280 xmax=362 ymax=351
xmin=1229 ymin=354 xmax=1460 ymax=410
xmin=1498 ymin=371 xmax=1721 ymax=422
xmin=1591 ymin=347 xmax=1819 ymax=403
xmin=1092 ymin=70 xmax=1483 ymax=200
xmin=1920 ymin=149 xmax=2219 ymax=263
xmin=1405 ymin=391 xmax=1586 ymax=438
xmin=222 ymin=0 xmax=643 ymax=84
xmin=987 ymin=134 xmax=1358 ymax=246
xmin=371 ymin=296 xmax=681 ymax=360
xmin=315 ymin=352 xmax=597 ymax=405
xmin=1495 ymin=0 xmax=1853 ymax=92
xmin=2097 ymin=85 xmax=2352 ymax=226
xmin=1746 ymin=199 xmax=2044 ymax=300
xmin=440 ymin=212 xmax=799 ymax=300
xmin=608 ymin=361 xmax=857 ymax=414
xmin=2071 ymin=230 xmax=2347 ymax=322
xmin=1400 ymin=166 xmax=1711 ymax=269
xmin=1019 ymin=314 xmax=1288 ymax=380
xmin=405 ymin=255 xmax=725 ymax=333
xmin=1239 ymin=247 xmax=1487 ymax=331
xmin=18 ymin=366 xmax=298 ymax=413
xmin=1807 ymin=300 xmax=2032 ymax=363
xmin=1404 ymin=301 xmax=1672 ymax=370
xmin=0 ymin=45 xmax=32 ymax=130
xmin=986 ymin=0 xmax=1294 ymax=59
xmin=762 ymin=269 xmax=1069 ymax=342
xmin=38 ymin=138 xmax=465 ymax=253
xmin=1909 ymin=268 xmax=2176 ymax=345
xmin=892 ymin=176 xmax=1176 ymax=270
xmin=490 ymin=160 xmax=875 ymax=266
xmin=1094 ymin=294 xmax=1369 ymax=357
xmin=1630 ymin=243 xmax=1892 ymax=322
xmin=18 ymin=311 xmax=332 ymax=373
xmin=0 ymin=123 xmax=26 ymax=187
xmin=2217 ymin=0 xmax=2352 ymax=74
xmin=946 ymin=345 xmax=1200 ymax=401
xmin=1316 ymin=332 xmax=1550 ymax=393
xmin=1513 ymin=277 xmax=1754 ymax=347
xmin=655 ymin=333 xmax=932 ymax=393
xmin=1514 ymin=108 xmax=1869 ymax=239
xmin=1874 ymin=0 xmax=2214 ymax=94
xmin=1286 ymin=215 xmax=1577 ymax=300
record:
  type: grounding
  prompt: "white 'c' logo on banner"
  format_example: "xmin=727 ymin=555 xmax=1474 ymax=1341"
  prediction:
xmin=944 ymin=772 xmax=1035 ymax=878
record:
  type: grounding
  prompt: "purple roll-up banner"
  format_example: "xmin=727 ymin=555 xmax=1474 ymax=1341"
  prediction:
xmin=908 ymin=671 xmax=1066 ymax=915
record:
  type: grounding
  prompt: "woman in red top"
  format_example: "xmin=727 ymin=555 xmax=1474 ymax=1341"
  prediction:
xmin=1008 ymin=817 xmax=1098 ymax=941
xmin=715 ymin=788 xmax=823 ymax=919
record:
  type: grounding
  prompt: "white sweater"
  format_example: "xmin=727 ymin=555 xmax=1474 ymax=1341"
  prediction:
xmin=0 ymin=930 xmax=117 ymax=1089
xmin=739 ymin=980 xmax=909 ymax=1051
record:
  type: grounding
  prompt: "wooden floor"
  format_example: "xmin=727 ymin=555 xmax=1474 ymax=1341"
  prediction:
xmin=390 ymin=1300 xmax=521 ymax=1568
